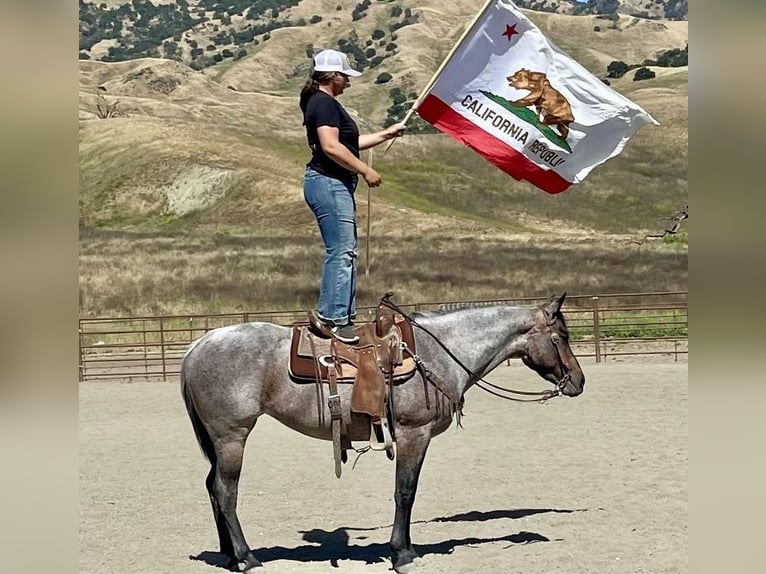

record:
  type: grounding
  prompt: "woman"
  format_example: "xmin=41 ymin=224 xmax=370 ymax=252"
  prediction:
xmin=300 ymin=49 xmax=405 ymax=344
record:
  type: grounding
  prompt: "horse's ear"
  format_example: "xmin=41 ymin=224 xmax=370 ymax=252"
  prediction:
xmin=545 ymin=293 xmax=567 ymax=315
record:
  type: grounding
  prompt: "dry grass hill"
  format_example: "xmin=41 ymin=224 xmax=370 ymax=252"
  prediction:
xmin=79 ymin=0 xmax=688 ymax=317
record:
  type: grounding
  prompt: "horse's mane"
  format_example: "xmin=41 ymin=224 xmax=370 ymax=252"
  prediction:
xmin=411 ymin=304 xmax=570 ymax=338
xmin=410 ymin=304 xmax=531 ymax=320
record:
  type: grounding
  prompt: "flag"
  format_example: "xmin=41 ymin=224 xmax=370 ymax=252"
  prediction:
xmin=415 ymin=0 xmax=659 ymax=194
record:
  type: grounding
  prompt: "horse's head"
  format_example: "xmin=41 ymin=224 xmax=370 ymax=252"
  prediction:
xmin=520 ymin=293 xmax=585 ymax=397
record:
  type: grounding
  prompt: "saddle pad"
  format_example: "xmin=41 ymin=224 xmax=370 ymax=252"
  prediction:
xmin=288 ymin=325 xmax=416 ymax=384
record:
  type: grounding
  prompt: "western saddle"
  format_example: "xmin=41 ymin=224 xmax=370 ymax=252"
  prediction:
xmin=288 ymin=294 xmax=416 ymax=477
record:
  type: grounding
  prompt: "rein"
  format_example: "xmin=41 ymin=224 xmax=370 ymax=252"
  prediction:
xmin=380 ymin=296 xmax=568 ymax=404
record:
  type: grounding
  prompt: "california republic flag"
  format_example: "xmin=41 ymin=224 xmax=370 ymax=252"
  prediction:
xmin=415 ymin=0 xmax=659 ymax=194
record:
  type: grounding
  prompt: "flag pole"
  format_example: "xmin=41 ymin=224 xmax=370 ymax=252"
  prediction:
xmin=364 ymin=148 xmax=373 ymax=276
xmin=384 ymin=0 xmax=497 ymax=153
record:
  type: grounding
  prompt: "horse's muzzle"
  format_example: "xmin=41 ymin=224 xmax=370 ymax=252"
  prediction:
xmin=561 ymin=372 xmax=584 ymax=397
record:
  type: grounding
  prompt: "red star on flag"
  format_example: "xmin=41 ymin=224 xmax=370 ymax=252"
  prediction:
xmin=502 ymin=23 xmax=519 ymax=41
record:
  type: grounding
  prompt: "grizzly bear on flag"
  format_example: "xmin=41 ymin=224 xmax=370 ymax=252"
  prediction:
xmin=506 ymin=68 xmax=575 ymax=140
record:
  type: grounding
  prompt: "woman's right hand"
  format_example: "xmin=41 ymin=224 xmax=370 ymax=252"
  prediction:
xmin=362 ymin=167 xmax=382 ymax=188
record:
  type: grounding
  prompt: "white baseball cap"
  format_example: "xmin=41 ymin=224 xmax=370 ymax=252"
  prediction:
xmin=313 ymin=49 xmax=362 ymax=77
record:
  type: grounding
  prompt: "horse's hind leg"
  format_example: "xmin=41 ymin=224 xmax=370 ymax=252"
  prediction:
xmin=206 ymin=466 xmax=233 ymax=558
xmin=210 ymin=435 xmax=262 ymax=572
xmin=390 ymin=426 xmax=431 ymax=573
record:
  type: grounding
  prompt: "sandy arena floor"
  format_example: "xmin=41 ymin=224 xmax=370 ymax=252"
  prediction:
xmin=79 ymin=361 xmax=687 ymax=574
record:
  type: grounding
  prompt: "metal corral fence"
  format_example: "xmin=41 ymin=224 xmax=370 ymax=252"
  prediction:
xmin=79 ymin=291 xmax=687 ymax=382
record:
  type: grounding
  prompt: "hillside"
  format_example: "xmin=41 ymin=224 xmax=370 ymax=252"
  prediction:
xmin=78 ymin=1 xmax=687 ymax=65
xmin=78 ymin=0 xmax=688 ymax=316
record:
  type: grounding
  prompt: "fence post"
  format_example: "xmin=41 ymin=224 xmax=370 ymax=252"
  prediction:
xmin=143 ymin=319 xmax=148 ymax=380
xmin=78 ymin=320 xmax=84 ymax=382
xmin=159 ymin=317 xmax=167 ymax=381
xmin=592 ymin=296 xmax=602 ymax=363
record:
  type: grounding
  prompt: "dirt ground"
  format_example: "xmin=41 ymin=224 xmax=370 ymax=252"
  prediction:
xmin=79 ymin=360 xmax=687 ymax=574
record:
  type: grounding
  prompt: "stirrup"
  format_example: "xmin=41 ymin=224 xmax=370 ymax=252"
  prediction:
xmin=370 ymin=419 xmax=393 ymax=451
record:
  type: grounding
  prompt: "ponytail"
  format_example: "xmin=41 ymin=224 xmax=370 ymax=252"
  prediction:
xmin=299 ymin=71 xmax=337 ymax=116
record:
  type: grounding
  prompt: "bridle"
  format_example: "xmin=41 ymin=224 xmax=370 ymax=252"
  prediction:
xmin=379 ymin=297 xmax=572 ymax=404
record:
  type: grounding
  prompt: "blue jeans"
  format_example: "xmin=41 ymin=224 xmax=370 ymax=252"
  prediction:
xmin=303 ymin=168 xmax=358 ymax=325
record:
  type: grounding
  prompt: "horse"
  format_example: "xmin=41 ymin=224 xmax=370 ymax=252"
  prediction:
xmin=180 ymin=293 xmax=585 ymax=573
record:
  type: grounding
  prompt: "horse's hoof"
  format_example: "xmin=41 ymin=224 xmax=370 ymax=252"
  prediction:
xmin=239 ymin=551 xmax=263 ymax=572
xmin=394 ymin=562 xmax=416 ymax=574
xmin=393 ymin=551 xmax=420 ymax=573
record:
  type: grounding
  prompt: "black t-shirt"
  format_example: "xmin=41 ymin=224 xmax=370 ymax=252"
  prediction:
xmin=303 ymin=91 xmax=360 ymax=183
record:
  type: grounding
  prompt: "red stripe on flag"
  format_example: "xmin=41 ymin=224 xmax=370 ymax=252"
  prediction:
xmin=417 ymin=94 xmax=571 ymax=194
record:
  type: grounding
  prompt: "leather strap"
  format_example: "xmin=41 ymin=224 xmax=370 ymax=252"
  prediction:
xmin=308 ymin=333 xmax=324 ymax=427
xmin=326 ymin=339 xmax=345 ymax=478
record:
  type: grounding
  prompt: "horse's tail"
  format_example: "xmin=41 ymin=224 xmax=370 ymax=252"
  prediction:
xmin=180 ymin=351 xmax=216 ymax=466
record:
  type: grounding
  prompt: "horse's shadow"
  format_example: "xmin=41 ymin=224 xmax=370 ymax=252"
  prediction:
xmin=190 ymin=508 xmax=583 ymax=570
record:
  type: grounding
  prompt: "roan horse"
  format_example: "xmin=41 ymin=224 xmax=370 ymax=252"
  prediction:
xmin=181 ymin=293 xmax=585 ymax=573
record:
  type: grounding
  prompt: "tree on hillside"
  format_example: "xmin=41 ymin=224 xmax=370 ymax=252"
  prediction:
xmin=573 ymin=0 xmax=619 ymax=15
xmin=633 ymin=66 xmax=655 ymax=81
xmin=656 ymin=45 xmax=688 ymax=67
xmin=664 ymin=0 xmax=688 ymax=20
xmin=606 ymin=60 xmax=629 ymax=78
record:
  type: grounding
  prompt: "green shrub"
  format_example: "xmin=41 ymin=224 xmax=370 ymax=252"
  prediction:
xmin=633 ymin=66 xmax=655 ymax=81
xmin=656 ymin=45 xmax=688 ymax=67
xmin=375 ymin=72 xmax=393 ymax=84
xmin=606 ymin=60 xmax=629 ymax=78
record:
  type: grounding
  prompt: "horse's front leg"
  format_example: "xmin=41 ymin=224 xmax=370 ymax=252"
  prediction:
xmin=389 ymin=425 xmax=431 ymax=573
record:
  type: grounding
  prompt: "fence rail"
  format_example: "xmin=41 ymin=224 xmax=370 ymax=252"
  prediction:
xmin=79 ymin=291 xmax=687 ymax=382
